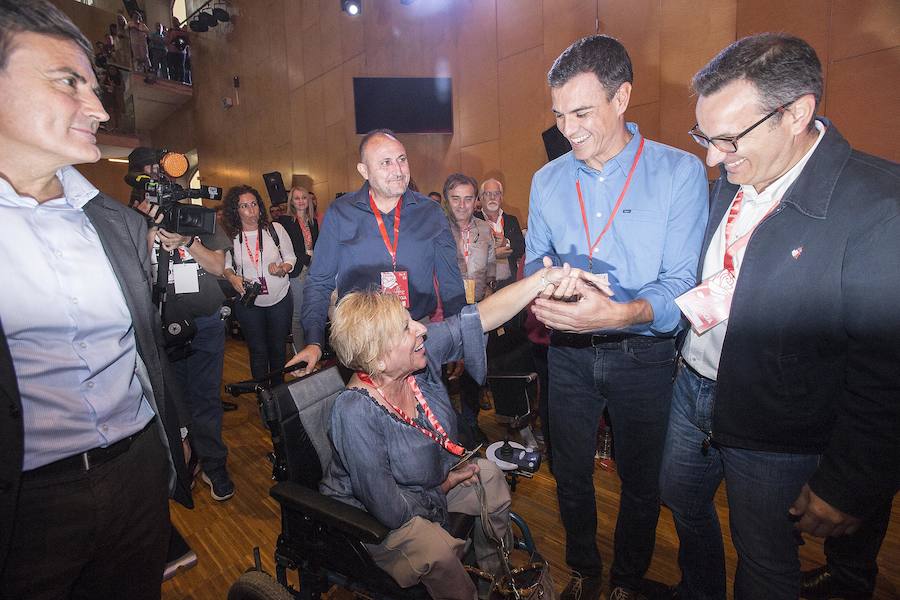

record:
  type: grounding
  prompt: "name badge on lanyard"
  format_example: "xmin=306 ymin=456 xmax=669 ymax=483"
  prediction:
xmin=371 ymin=192 xmax=410 ymax=308
xmin=676 ymin=190 xmax=778 ymax=335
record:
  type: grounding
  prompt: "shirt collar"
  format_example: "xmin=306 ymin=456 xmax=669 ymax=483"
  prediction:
xmin=740 ymin=120 xmax=825 ymax=205
xmin=0 ymin=165 xmax=98 ymax=209
xmin=354 ymin=181 xmax=418 ymax=211
xmin=575 ymin=122 xmax=642 ymax=177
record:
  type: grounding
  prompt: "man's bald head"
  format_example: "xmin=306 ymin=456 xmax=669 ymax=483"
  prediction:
xmin=359 ymin=128 xmax=400 ymax=162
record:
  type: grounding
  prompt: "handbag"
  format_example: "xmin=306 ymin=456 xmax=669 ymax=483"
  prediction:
xmin=466 ymin=479 xmax=557 ymax=599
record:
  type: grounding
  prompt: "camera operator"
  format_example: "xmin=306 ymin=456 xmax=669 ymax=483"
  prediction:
xmin=128 ymin=147 xmax=235 ymax=502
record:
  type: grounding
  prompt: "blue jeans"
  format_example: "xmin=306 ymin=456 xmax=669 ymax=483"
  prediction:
xmin=660 ymin=363 xmax=820 ymax=600
xmin=288 ymin=268 xmax=308 ymax=350
xmin=549 ymin=337 xmax=676 ymax=589
xmin=233 ymin=293 xmax=292 ymax=384
xmin=172 ymin=313 xmax=227 ymax=474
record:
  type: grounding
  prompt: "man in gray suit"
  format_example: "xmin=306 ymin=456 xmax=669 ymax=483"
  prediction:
xmin=0 ymin=2 xmax=192 ymax=598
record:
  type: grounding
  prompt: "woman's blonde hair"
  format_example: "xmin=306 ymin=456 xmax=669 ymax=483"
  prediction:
xmin=287 ymin=186 xmax=314 ymax=222
xmin=329 ymin=290 xmax=409 ymax=376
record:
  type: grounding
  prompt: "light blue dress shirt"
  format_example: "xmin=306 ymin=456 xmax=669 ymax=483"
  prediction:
xmin=525 ymin=123 xmax=709 ymax=336
xmin=0 ymin=167 xmax=153 ymax=470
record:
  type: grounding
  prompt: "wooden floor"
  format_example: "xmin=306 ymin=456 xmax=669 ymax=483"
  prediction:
xmin=162 ymin=339 xmax=900 ymax=599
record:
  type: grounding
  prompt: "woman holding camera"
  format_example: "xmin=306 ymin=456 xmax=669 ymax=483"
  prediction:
xmin=223 ymin=185 xmax=296 ymax=384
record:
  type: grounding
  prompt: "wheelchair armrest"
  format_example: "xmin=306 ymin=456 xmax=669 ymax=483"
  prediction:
xmin=270 ymin=481 xmax=390 ymax=545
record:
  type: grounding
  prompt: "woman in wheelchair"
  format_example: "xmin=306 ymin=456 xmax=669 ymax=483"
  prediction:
xmin=318 ymin=261 xmax=579 ymax=599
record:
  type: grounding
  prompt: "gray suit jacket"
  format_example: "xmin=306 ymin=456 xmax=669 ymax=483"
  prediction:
xmin=0 ymin=192 xmax=193 ymax=571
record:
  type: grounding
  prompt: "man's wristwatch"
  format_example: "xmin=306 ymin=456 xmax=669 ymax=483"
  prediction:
xmin=184 ymin=236 xmax=197 ymax=248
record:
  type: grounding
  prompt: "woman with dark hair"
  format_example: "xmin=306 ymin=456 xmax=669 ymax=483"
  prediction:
xmin=275 ymin=186 xmax=319 ymax=350
xmin=222 ymin=185 xmax=296 ymax=384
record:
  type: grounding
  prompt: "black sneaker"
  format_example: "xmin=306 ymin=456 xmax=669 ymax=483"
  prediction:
xmin=561 ymin=571 xmax=602 ymax=600
xmin=201 ymin=470 xmax=235 ymax=501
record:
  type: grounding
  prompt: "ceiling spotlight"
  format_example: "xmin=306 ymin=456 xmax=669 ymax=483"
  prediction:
xmin=198 ymin=10 xmax=218 ymax=27
xmin=212 ymin=7 xmax=230 ymax=22
xmin=341 ymin=0 xmax=361 ymax=16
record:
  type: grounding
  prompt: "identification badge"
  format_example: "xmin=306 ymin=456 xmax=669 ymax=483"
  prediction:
xmin=258 ymin=276 xmax=269 ymax=295
xmin=675 ymin=269 xmax=736 ymax=335
xmin=381 ymin=271 xmax=410 ymax=308
xmin=172 ymin=263 xmax=200 ymax=294
xmin=464 ymin=278 xmax=476 ymax=304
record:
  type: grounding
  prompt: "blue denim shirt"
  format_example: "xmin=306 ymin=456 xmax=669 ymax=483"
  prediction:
xmin=525 ymin=123 xmax=709 ymax=335
xmin=301 ymin=183 xmax=466 ymax=346
xmin=319 ymin=306 xmax=486 ymax=530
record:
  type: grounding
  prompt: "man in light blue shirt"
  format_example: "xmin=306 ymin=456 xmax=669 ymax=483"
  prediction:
xmin=525 ymin=35 xmax=708 ymax=600
xmin=0 ymin=2 xmax=192 ymax=598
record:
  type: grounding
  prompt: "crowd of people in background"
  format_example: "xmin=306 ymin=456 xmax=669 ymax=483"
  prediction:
xmin=91 ymin=10 xmax=192 ymax=134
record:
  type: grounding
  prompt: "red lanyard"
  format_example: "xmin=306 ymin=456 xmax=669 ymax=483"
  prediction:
xmin=722 ymin=190 xmax=778 ymax=275
xmin=297 ymin=216 xmax=313 ymax=250
xmin=243 ymin=232 xmax=260 ymax=273
xmin=357 ymin=372 xmax=466 ymax=456
xmin=576 ymin=137 xmax=644 ymax=269
xmin=461 ymin=224 xmax=472 ymax=269
xmin=370 ymin=192 xmax=401 ymax=270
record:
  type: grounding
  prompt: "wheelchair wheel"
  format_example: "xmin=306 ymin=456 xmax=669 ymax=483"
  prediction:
xmin=227 ymin=571 xmax=295 ymax=600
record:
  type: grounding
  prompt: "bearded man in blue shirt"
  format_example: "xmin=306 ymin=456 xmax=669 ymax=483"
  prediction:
xmin=525 ymin=35 xmax=709 ymax=600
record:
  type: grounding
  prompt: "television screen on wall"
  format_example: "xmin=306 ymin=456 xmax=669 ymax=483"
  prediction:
xmin=353 ymin=77 xmax=453 ymax=134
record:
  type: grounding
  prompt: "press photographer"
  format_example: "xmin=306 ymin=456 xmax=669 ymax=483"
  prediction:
xmin=127 ymin=147 xmax=236 ymax=501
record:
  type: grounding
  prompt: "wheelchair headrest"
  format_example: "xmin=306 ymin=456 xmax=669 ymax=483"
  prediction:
xmin=261 ymin=366 xmax=345 ymax=487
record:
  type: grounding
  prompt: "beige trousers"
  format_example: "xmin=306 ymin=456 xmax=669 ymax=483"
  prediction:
xmin=366 ymin=458 xmax=511 ymax=600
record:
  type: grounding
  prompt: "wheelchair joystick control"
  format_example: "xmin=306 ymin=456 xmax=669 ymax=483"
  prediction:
xmin=498 ymin=439 xmax=515 ymax=460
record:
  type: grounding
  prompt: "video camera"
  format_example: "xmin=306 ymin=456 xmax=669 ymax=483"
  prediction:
xmin=124 ymin=150 xmax=222 ymax=236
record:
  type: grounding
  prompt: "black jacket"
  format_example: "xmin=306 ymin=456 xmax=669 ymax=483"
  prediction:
xmin=277 ymin=214 xmax=319 ymax=275
xmin=0 ymin=192 xmax=193 ymax=571
xmin=707 ymin=120 xmax=900 ymax=517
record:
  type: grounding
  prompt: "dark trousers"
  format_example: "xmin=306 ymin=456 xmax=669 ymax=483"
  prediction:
xmin=0 ymin=423 xmax=170 ymax=600
xmin=173 ymin=313 xmax=227 ymax=475
xmin=233 ymin=293 xmax=292 ymax=384
xmin=824 ymin=497 xmax=893 ymax=594
xmin=549 ymin=337 xmax=676 ymax=589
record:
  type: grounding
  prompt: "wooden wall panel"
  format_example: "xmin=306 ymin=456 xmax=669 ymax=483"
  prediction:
xmin=499 ymin=46 xmax=554 ymax=219
xmin=460 ymin=140 xmax=502 ymax=187
xmin=597 ymin=0 xmax=661 ymax=107
xmin=318 ymin=0 xmax=343 ymax=73
xmin=303 ymin=77 xmax=328 ymax=185
xmin=736 ymin=0 xmax=831 ymax=61
xmin=289 ymin=88 xmax=310 ymax=176
xmin=322 ymin=68 xmax=345 ymax=127
xmin=624 ymin=101 xmax=661 ymax=143
xmin=542 ymin=0 xmax=597 ymax=76
xmin=325 ymin=122 xmax=349 ymax=196
xmin=457 ymin=0 xmax=501 ymax=148
xmin=284 ymin=0 xmax=306 ymax=90
xmin=497 ymin=0 xmax=543 ymax=59
xmin=825 ymin=47 xmax=900 ymax=162
xmin=660 ymin=0 xmax=737 ymax=175
xmin=830 ymin=0 xmax=900 ymax=61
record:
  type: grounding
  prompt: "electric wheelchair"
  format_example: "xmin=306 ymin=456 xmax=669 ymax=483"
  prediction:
xmin=226 ymin=365 xmax=544 ymax=599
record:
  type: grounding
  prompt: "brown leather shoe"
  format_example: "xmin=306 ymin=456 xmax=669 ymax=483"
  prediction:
xmin=561 ymin=572 xmax=602 ymax=600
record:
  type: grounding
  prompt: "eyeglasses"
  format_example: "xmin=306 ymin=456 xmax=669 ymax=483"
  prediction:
xmin=481 ymin=191 xmax=502 ymax=199
xmin=238 ymin=202 xmax=257 ymax=210
xmin=689 ymin=101 xmax=794 ymax=153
